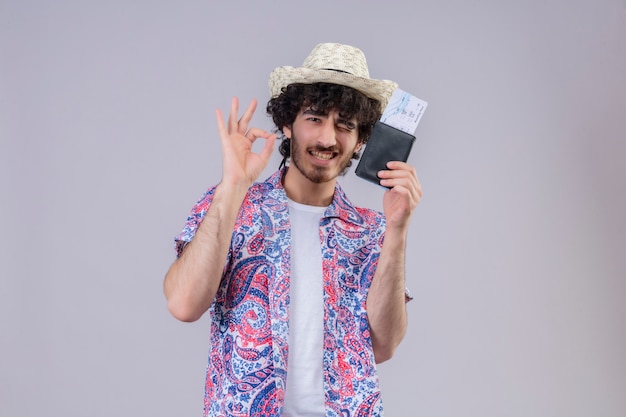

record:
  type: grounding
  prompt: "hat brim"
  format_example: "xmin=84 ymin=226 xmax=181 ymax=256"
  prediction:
xmin=269 ymin=66 xmax=397 ymax=111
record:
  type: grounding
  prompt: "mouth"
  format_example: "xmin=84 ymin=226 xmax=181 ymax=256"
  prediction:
xmin=309 ymin=150 xmax=337 ymax=161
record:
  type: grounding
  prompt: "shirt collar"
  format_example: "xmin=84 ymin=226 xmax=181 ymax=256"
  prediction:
xmin=263 ymin=168 xmax=367 ymax=227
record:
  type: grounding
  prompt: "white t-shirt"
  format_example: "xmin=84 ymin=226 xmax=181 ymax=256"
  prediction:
xmin=282 ymin=199 xmax=326 ymax=417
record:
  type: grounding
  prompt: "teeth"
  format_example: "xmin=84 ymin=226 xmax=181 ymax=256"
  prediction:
xmin=311 ymin=151 xmax=334 ymax=160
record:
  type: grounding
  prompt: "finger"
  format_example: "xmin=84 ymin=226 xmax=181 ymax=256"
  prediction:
xmin=377 ymin=168 xmax=412 ymax=182
xmin=381 ymin=161 xmax=416 ymax=174
xmin=379 ymin=165 xmax=422 ymax=201
xmin=216 ymin=108 xmax=227 ymax=140
xmin=258 ymin=134 xmax=277 ymax=163
xmin=382 ymin=176 xmax=421 ymax=200
xmin=245 ymin=127 xmax=274 ymax=141
xmin=378 ymin=162 xmax=418 ymax=182
xmin=238 ymin=98 xmax=258 ymax=133
xmin=379 ymin=177 xmax=412 ymax=192
xmin=228 ymin=97 xmax=239 ymax=132
xmin=386 ymin=160 xmax=409 ymax=170
xmin=246 ymin=129 xmax=277 ymax=162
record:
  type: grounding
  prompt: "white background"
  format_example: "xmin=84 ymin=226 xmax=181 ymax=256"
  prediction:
xmin=1 ymin=1 xmax=625 ymax=416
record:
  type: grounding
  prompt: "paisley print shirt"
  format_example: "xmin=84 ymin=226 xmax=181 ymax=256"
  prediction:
xmin=175 ymin=169 xmax=387 ymax=417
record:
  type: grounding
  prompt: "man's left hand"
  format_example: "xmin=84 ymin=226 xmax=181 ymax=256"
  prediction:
xmin=377 ymin=161 xmax=422 ymax=230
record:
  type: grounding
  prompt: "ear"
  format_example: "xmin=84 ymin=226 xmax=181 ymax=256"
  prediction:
xmin=283 ymin=125 xmax=292 ymax=139
xmin=355 ymin=141 xmax=364 ymax=153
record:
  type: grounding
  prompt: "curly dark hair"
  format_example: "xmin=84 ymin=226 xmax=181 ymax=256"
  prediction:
xmin=266 ymin=82 xmax=382 ymax=165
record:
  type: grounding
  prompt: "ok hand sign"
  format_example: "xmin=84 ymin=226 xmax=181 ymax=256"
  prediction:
xmin=216 ymin=97 xmax=276 ymax=188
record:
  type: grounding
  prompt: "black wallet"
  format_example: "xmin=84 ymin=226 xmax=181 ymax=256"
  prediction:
xmin=355 ymin=121 xmax=416 ymax=187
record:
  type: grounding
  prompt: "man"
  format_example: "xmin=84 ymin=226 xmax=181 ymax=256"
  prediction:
xmin=164 ymin=43 xmax=422 ymax=417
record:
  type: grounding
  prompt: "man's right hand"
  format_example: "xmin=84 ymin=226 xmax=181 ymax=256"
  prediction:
xmin=164 ymin=97 xmax=276 ymax=322
xmin=216 ymin=97 xmax=276 ymax=188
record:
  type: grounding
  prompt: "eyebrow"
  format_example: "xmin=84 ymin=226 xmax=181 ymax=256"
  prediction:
xmin=338 ymin=118 xmax=357 ymax=130
xmin=302 ymin=108 xmax=357 ymax=129
xmin=302 ymin=108 xmax=325 ymax=116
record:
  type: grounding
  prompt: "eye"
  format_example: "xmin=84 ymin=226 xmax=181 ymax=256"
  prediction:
xmin=337 ymin=123 xmax=355 ymax=133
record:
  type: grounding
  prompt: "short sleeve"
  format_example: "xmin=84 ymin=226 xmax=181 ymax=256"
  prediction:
xmin=405 ymin=287 xmax=414 ymax=303
xmin=174 ymin=186 xmax=217 ymax=257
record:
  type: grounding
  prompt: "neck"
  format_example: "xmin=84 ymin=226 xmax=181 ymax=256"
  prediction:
xmin=282 ymin=166 xmax=336 ymax=207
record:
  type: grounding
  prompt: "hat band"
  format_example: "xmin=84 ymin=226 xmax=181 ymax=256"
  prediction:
xmin=323 ymin=68 xmax=352 ymax=75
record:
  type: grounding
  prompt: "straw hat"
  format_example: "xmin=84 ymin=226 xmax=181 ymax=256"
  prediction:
xmin=268 ymin=43 xmax=398 ymax=111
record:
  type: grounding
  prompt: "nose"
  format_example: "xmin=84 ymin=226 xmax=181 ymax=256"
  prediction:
xmin=317 ymin=118 xmax=337 ymax=149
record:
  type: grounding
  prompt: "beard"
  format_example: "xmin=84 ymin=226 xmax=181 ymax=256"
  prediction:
xmin=289 ymin=133 xmax=357 ymax=184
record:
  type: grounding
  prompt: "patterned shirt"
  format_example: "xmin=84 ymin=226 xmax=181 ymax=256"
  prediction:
xmin=175 ymin=168 xmax=387 ymax=417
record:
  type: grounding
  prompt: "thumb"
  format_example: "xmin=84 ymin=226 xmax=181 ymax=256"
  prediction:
xmin=258 ymin=134 xmax=277 ymax=163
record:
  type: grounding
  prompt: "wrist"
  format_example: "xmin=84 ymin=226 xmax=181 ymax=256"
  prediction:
xmin=215 ymin=180 xmax=251 ymax=200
